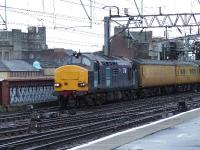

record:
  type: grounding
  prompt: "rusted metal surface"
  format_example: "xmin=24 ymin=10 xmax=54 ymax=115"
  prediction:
xmin=0 ymin=77 xmax=57 ymax=106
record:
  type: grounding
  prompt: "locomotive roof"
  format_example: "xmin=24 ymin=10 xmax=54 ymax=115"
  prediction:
xmin=132 ymin=58 xmax=198 ymax=66
xmin=78 ymin=53 xmax=198 ymax=67
xmin=82 ymin=53 xmax=132 ymax=66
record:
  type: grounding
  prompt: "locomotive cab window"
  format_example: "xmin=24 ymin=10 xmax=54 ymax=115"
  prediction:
xmin=72 ymin=56 xmax=82 ymax=64
xmin=82 ymin=57 xmax=91 ymax=67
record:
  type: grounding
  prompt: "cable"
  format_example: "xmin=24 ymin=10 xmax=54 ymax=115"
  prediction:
xmin=0 ymin=5 xmax=101 ymax=23
xmin=84 ymin=0 xmax=107 ymax=7
xmin=59 ymin=0 xmax=106 ymax=11
xmin=0 ymin=7 xmax=103 ymax=26
xmin=59 ymin=0 xmax=127 ymax=16
xmin=6 ymin=21 xmax=104 ymax=37
xmin=47 ymin=39 xmax=102 ymax=47
xmin=48 ymin=37 xmax=102 ymax=45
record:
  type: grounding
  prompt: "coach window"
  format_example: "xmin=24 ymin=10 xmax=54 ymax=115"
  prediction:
xmin=180 ymin=69 xmax=185 ymax=75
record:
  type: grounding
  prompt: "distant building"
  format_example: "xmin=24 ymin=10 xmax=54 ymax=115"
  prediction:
xmin=22 ymin=48 xmax=74 ymax=76
xmin=0 ymin=41 xmax=13 ymax=60
xmin=0 ymin=26 xmax=76 ymax=77
xmin=110 ymin=27 xmax=151 ymax=59
xmin=0 ymin=60 xmax=43 ymax=79
xmin=150 ymin=37 xmax=164 ymax=60
xmin=0 ymin=26 xmax=47 ymax=60
xmin=151 ymin=38 xmax=187 ymax=60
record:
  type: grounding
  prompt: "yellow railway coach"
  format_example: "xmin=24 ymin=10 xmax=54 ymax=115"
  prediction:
xmin=175 ymin=62 xmax=199 ymax=85
xmin=133 ymin=59 xmax=176 ymax=88
xmin=133 ymin=59 xmax=200 ymax=93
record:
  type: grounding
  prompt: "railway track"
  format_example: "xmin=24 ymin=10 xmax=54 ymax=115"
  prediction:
xmin=0 ymin=91 xmax=193 ymax=137
xmin=0 ymin=106 xmax=61 ymax=123
xmin=0 ymin=91 xmax=200 ymax=150
xmin=0 ymin=108 xmax=165 ymax=150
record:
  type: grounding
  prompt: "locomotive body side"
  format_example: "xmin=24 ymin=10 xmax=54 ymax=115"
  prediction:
xmin=96 ymin=62 xmax=134 ymax=90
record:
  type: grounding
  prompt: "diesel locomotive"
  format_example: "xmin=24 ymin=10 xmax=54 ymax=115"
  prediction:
xmin=54 ymin=52 xmax=200 ymax=107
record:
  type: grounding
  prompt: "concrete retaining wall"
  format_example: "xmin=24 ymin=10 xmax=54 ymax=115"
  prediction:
xmin=70 ymin=108 xmax=200 ymax=150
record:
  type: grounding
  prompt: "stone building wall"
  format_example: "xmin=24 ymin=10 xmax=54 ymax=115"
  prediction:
xmin=0 ymin=26 xmax=48 ymax=60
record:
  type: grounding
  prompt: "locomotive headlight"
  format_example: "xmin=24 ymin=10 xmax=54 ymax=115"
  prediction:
xmin=54 ymin=83 xmax=61 ymax=87
xmin=78 ymin=82 xmax=87 ymax=87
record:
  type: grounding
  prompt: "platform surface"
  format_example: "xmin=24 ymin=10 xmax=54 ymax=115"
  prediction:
xmin=116 ymin=116 xmax=200 ymax=150
xmin=69 ymin=108 xmax=200 ymax=150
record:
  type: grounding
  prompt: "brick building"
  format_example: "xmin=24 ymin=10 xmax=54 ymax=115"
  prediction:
xmin=110 ymin=27 xmax=152 ymax=59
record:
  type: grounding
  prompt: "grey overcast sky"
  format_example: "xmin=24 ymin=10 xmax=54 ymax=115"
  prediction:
xmin=0 ymin=0 xmax=200 ymax=52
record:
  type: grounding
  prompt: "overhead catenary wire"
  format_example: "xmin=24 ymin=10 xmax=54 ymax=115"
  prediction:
xmin=0 ymin=3 xmax=123 ymax=29
xmin=84 ymin=0 xmax=107 ymax=7
xmin=0 ymin=0 xmax=151 ymax=50
xmin=48 ymin=37 xmax=102 ymax=45
xmin=59 ymin=0 xmax=107 ymax=11
xmin=0 ymin=5 xmax=103 ymax=24
xmin=59 ymin=0 xmax=129 ymax=16
xmin=0 ymin=5 xmax=105 ymax=34
xmin=6 ymin=21 xmax=104 ymax=37
xmin=0 ymin=5 xmax=105 ymax=38
xmin=47 ymin=40 xmax=102 ymax=47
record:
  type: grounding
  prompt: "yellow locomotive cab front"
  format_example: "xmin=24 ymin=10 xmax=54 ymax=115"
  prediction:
xmin=54 ymin=65 xmax=88 ymax=94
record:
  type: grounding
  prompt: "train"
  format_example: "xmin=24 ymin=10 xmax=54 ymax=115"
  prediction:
xmin=54 ymin=52 xmax=200 ymax=107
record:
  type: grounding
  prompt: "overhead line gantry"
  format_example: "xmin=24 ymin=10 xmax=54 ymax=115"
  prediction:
xmin=104 ymin=9 xmax=200 ymax=56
